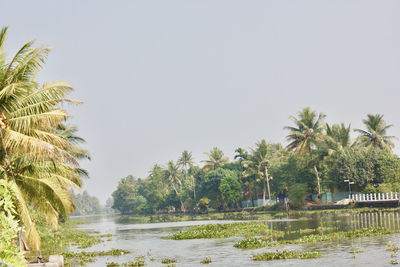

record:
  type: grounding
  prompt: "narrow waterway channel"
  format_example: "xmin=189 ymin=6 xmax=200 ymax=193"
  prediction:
xmin=72 ymin=211 xmax=400 ymax=266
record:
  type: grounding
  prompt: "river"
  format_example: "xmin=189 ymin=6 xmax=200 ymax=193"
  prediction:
xmin=72 ymin=210 xmax=400 ymax=266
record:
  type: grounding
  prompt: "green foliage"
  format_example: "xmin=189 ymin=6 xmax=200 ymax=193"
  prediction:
xmin=354 ymin=114 xmax=395 ymax=153
xmin=288 ymin=183 xmax=308 ymax=207
xmin=64 ymin=249 xmax=131 ymax=266
xmin=111 ymin=108 xmax=400 ymax=215
xmin=0 ymin=27 xmax=88 ymax=250
xmin=329 ymin=148 xmax=400 ymax=191
xmin=197 ymin=198 xmax=210 ymax=212
xmin=252 ymin=250 xmax=322 ymax=261
xmin=0 ymin=180 xmax=26 ymax=267
xmin=219 ymin=176 xmax=242 ymax=204
xmin=112 ymin=176 xmax=148 ymax=214
xmin=329 ymin=148 xmax=379 ymax=189
xmin=37 ymin=219 xmax=110 ymax=259
xmin=199 ymin=168 xmax=239 ymax=209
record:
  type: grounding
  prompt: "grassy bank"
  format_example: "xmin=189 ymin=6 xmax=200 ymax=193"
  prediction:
xmin=36 ymin=219 xmax=129 ymax=266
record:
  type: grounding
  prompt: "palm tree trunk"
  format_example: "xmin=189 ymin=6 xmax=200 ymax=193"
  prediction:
xmin=193 ymin=175 xmax=196 ymax=202
xmin=314 ymin=165 xmax=321 ymax=202
xmin=263 ymin=177 xmax=266 ymax=206
xmin=265 ymin=168 xmax=271 ymax=202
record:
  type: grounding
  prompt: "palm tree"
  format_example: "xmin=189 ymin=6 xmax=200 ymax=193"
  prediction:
xmin=164 ymin=161 xmax=185 ymax=212
xmin=326 ymin=123 xmax=352 ymax=151
xmin=202 ymin=147 xmax=229 ymax=172
xmin=242 ymin=140 xmax=271 ymax=206
xmin=0 ymin=26 xmax=85 ymax=250
xmin=354 ymin=114 xmax=396 ymax=153
xmin=284 ymin=107 xmax=326 ymax=197
xmin=284 ymin=107 xmax=326 ymax=154
xmin=178 ymin=150 xmax=196 ymax=200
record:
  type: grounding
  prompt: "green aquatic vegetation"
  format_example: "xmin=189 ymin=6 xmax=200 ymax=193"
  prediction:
xmin=349 ymin=250 xmax=365 ymax=254
xmin=200 ymin=257 xmax=212 ymax=264
xmin=391 ymin=260 xmax=399 ymax=264
xmin=63 ymin=249 xmax=132 ymax=266
xmin=161 ymin=258 xmax=177 ymax=264
xmin=37 ymin=219 xmax=111 ymax=259
xmin=107 ymin=256 xmax=146 ymax=267
xmin=122 ymin=260 xmax=146 ymax=266
xmin=387 ymin=247 xmax=400 ymax=252
xmin=252 ymin=250 xmax=322 ymax=261
xmin=63 ymin=249 xmax=131 ymax=258
xmin=166 ymin=222 xmax=283 ymax=240
xmin=235 ymin=227 xmax=396 ymax=249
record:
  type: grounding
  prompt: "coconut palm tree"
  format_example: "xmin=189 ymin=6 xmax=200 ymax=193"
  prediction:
xmin=326 ymin=123 xmax=352 ymax=151
xmin=202 ymin=147 xmax=229 ymax=172
xmin=242 ymin=140 xmax=271 ymax=206
xmin=284 ymin=107 xmax=326 ymax=154
xmin=178 ymin=150 xmax=196 ymax=200
xmin=164 ymin=161 xmax=185 ymax=212
xmin=284 ymin=108 xmax=326 ymax=197
xmin=0 ymin=26 xmax=84 ymax=250
xmin=354 ymin=114 xmax=396 ymax=153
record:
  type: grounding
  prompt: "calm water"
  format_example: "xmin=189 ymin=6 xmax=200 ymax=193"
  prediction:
xmin=71 ymin=211 xmax=400 ymax=266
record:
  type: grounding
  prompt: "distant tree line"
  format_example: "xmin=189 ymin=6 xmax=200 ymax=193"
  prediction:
xmin=111 ymin=108 xmax=400 ymax=214
xmin=71 ymin=191 xmax=102 ymax=216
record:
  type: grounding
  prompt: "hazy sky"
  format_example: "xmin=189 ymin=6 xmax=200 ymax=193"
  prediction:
xmin=1 ymin=1 xmax=400 ymax=203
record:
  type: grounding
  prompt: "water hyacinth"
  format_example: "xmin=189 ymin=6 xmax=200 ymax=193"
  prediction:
xmin=166 ymin=222 xmax=283 ymax=240
xmin=235 ymin=227 xmax=396 ymax=249
xmin=253 ymin=250 xmax=322 ymax=261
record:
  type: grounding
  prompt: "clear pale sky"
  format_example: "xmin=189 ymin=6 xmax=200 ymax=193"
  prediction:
xmin=1 ymin=1 xmax=399 ymax=203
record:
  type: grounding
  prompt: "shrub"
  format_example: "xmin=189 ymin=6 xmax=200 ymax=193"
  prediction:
xmin=288 ymin=183 xmax=308 ymax=207
xmin=0 ymin=180 xmax=26 ymax=267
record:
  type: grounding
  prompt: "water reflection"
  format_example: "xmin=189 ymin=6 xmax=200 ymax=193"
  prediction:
xmin=73 ymin=210 xmax=400 ymax=267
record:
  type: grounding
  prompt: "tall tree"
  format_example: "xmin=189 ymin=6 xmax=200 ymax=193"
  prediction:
xmin=202 ymin=147 xmax=229 ymax=172
xmin=285 ymin=107 xmax=326 ymax=197
xmin=178 ymin=150 xmax=196 ymax=200
xmin=164 ymin=161 xmax=185 ymax=212
xmin=284 ymin=107 xmax=326 ymax=154
xmin=242 ymin=140 xmax=271 ymax=206
xmin=0 ymin=26 xmax=85 ymax=250
xmin=354 ymin=114 xmax=396 ymax=153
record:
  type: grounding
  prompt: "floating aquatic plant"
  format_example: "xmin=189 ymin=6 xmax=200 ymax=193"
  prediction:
xmin=200 ymin=257 xmax=212 ymax=264
xmin=252 ymin=250 xmax=322 ymax=261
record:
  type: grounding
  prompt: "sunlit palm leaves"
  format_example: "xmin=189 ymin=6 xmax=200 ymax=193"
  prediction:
xmin=284 ymin=107 xmax=326 ymax=154
xmin=0 ymin=26 xmax=85 ymax=251
xmin=354 ymin=114 xmax=396 ymax=153
xmin=326 ymin=123 xmax=351 ymax=151
xmin=202 ymin=147 xmax=229 ymax=172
